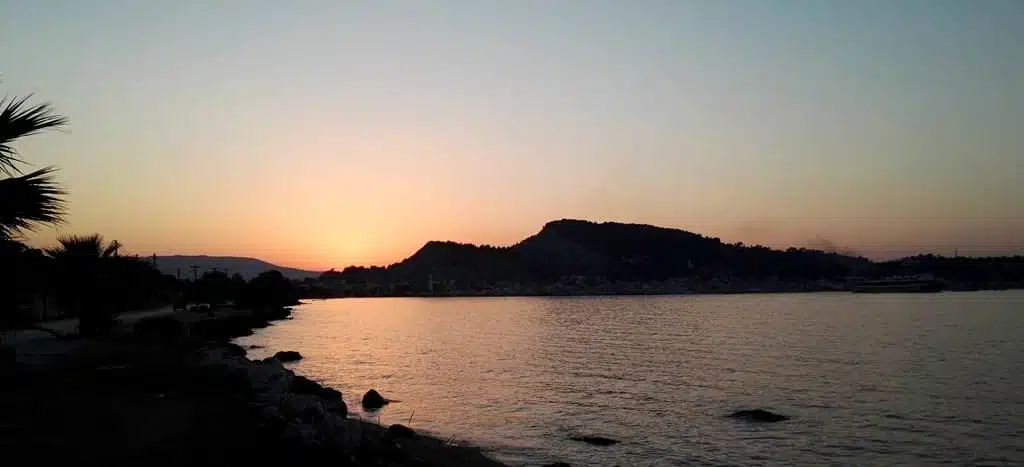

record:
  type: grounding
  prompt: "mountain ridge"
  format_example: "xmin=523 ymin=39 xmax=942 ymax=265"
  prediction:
xmin=152 ymin=220 xmax=1020 ymax=287
xmin=338 ymin=219 xmax=874 ymax=284
xmin=153 ymin=255 xmax=319 ymax=280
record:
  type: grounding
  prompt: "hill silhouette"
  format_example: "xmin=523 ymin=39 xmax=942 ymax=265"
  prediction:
xmin=337 ymin=219 xmax=873 ymax=285
xmin=154 ymin=255 xmax=319 ymax=280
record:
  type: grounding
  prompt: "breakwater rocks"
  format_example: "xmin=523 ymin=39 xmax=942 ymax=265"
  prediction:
xmin=122 ymin=307 xmax=505 ymax=465
xmin=4 ymin=306 xmax=503 ymax=466
xmin=194 ymin=346 xmax=354 ymax=448
xmin=193 ymin=343 xmax=504 ymax=466
xmin=132 ymin=306 xmax=292 ymax=344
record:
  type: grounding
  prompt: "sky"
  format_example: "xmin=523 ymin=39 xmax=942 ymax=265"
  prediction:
xmin=2 ymin=0 xmax=1022 ymax=270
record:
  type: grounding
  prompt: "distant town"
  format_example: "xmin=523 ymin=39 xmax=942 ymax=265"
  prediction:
xmin=297 ymin=257 xmax=1024 ymax=299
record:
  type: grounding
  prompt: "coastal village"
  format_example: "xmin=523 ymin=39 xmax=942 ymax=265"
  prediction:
xmin=308 ymin=271 xmax=851 ymax=298
xmin=304 ymin=274 xmax=1024 ymax=299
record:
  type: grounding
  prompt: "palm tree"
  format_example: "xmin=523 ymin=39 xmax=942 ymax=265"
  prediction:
xmin=0 ymin=93 xmax=67 ymax=324
xmin=45 ymin=234 xmax=122 ymax=260
xmin=46 ymin=234 xmax=123 ymax=334
xmin=0 ymin=95 xmax=68 ymax=240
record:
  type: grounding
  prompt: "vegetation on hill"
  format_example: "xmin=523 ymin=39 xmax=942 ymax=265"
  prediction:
xmin=335 ymin=219 xmax=875 ymax=286
xmin=876 ymin=254 xmax=1024 ymax=285
xmin=188 ymin=269 xmax=300 ymax=309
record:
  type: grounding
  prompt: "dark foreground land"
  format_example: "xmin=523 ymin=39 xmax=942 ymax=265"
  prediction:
xmin=0 ymin=307 xmax=504 ymax=467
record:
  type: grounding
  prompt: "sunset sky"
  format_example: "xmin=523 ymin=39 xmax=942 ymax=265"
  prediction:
xmin=2 ymin=0 xmax=1021 ymax=270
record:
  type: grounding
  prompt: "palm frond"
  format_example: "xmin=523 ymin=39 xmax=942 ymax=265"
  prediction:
xmin=46 ymin=233 xmax=104 ymax=258
xmin=0 ymin=95 xmax=68 ymax=175
xmin=1 ymin=238 xmax=28 ymax=253
xmin=0 ymin=166 xmax=66 ymax=239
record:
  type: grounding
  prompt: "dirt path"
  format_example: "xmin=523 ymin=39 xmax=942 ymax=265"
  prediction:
xmin=2 ymin=305 xmax=174 ymax=344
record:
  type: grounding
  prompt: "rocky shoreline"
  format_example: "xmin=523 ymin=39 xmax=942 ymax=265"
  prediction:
xmin=1 ymin=305 xmax=505 ymax=466
xmin=191 ymin=342 xmax=503 ymax=466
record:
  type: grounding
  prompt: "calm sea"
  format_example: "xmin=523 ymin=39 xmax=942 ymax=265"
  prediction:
xmin=237 ymin=291 xmax=1024 ymax=466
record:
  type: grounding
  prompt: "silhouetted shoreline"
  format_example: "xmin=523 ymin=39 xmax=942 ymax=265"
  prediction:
xmin=304 ymin=280 xmax=1024 ymax=299
xmin=2 ymin=305 xmax=505 ymax=466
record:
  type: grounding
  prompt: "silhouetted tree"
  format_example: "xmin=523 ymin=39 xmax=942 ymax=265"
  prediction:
xmin=0 ymin=93 xmax=68 ymax=322
xmin=238 ymin=270 xmax=299 ymax=309
xmin=0 ymin=240 xmax=52 ymax=325
xmin=108 ymin=255 xmax=167 ymax=312
xmin=45 ymin=234 xmax=123 ymax=334
xmin=0 ymin=95 xmax=68 ymax=240
xmin=192 ymin=270 xmax=232 ymax=305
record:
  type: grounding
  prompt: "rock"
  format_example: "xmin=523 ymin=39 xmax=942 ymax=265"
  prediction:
xmin=281 ymin=393 xmax=328 ymax=422
xmin=290 ymin=375 xmax=342 ymax=400
xmin=257 ymin=404 xmax=286 ymax=427
xmin=289 ymin=375 xmax=346 ymax=415
xmin=728 ymin=409 xmax=789 ymax=422
xmin=386 ymin=424 xmax=416 ymax=439
xmin=327 ymin=399 xmax=348 ymax=417
xmin=569 ymin=435 xmax=618 ymax=446
xmin=221 ymin=342 xmax=247 ymax=357
xmin=246 ymin=344 xmax=264 ymax=350
xmin=184 ymin=344 xmax=369 ymax=456
xmin=361 ymin=389 xmax=389 ymax=410
xmin=245 ymin=358 xmax=295 ymax=395
xmin=544 ymin=463 xmax=572 ymax=467
xmin=272 ymin=350 xmax=302 ymax=362
xmin=281 ymin=419 xmax=322 ymax=448
xmin=192 ymin=316 xmax=255 ymax=340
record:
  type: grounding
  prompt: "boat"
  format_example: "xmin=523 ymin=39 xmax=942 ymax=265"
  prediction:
xmin=851 ymin=274 xmax=943 ymax=293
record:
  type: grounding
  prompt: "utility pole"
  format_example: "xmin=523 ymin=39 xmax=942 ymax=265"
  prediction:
xmin=176 ymin=268 xmax=181 ymax=280
xmin=190 ymin=265 xmax=199 ymax=281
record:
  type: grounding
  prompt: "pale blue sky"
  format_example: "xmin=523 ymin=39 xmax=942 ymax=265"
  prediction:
xmin=2 ymin=0 xmax=1022 ymax=268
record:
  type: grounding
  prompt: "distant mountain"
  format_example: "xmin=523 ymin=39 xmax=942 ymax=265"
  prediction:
xmin=154 ymin=255 xmax=319 ymax=280
xmin=337 ymin=219 xmax=874 ymax=285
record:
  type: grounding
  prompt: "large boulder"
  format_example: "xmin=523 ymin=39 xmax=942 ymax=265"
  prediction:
xmin=728 ymin=409 xmax=789 ymax=422
xmin=386 ymin=424 xmax=416 ymax=439
xmin=290 ymin=375 xmax=346 ymax=416
xmin=246 ymin=357 xmax=295 ymax=396
xmin=221 ymin=342 xmax=247 ymax=357
xmin=290 ymin=375 xmax=341 ymax=399
xmin=361 ymin=389 xmax=389 ymax=410
xmin=282 ymin=393 xmax=328 ymax=422
xmin=272 ymin=350 xmax=303 ymax=362
xmin=280 ymin=419 xmax=322 ymax=449
xmin=327 ymin=399 xmax=348 ymax=417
